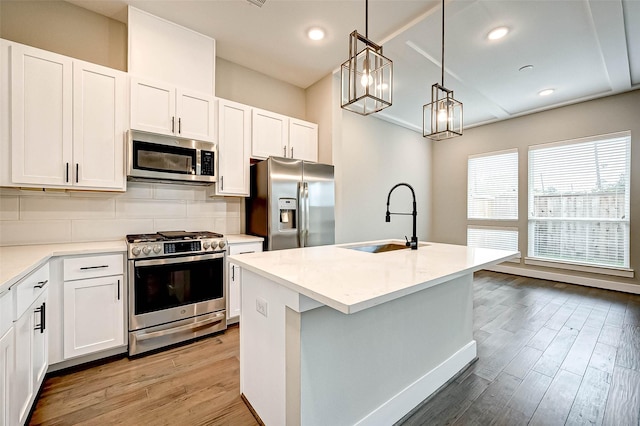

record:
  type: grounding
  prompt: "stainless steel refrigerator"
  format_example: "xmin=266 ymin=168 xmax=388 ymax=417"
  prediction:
xmin=247 ymin=157 xmax=335 ymax=251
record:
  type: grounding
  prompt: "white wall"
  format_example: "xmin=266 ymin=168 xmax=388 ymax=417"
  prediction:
xmin=0 ymin=183 xmax=241 ymax=246
xmin=432 ymin=89 xmax=640 ymax=290
xmin=333 ymin=75 xmax=432 ymax=244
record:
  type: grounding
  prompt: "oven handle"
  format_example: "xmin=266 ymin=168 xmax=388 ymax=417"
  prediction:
xmin=135 ymin=312 xmax=225 ymax=341
xmin=134 ymin=252 xmax=224 ymax=267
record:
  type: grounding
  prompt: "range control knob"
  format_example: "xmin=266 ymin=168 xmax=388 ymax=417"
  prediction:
xmin=142 ymin=246 xmax=151 ymax=255
xmin=218 ymin=240 xmax=226 ymax=249
xmin=132 ymin=246 xmax=141 ymax=256
xmin=153 ymin=244 xmax=162 ymax=253
xmin=203 ymin=241 xmax=211 ymax=250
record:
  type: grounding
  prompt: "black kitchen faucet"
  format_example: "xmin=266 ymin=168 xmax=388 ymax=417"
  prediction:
xmin=385 ymin=183 xmax=418 ymax=250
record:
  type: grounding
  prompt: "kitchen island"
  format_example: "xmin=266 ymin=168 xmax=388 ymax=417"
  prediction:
xmin=229 ymin=240 xmax=518 ymax=426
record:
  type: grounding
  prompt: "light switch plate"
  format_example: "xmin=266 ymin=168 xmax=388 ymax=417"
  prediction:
xmin=256 ymin=297 xmax=268 ymax=317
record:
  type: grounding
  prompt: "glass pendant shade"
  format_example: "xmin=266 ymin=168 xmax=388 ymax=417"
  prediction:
xmin=423 ymin=83 xmax=463 ymax=140
xmin=341 ymin=31 xmax=393 ymax=115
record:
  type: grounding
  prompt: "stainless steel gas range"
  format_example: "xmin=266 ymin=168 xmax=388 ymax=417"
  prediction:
xmin=126 ymin=231 xmax=227 ymax=356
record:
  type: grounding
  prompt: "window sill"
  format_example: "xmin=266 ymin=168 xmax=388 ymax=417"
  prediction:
xmin=524 ymin=257 xmax=634 ymax=278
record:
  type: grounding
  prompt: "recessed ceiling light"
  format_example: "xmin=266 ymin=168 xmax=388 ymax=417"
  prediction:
xmin=519 ymin=65 xmax=534 ymax=72
xmin=539 ymin=89 xmax=555 ymax=96
xmin=487 ymin=26 xmax=509 ymax=40
xmin=307 ymin=28 xmax=325 ymax=41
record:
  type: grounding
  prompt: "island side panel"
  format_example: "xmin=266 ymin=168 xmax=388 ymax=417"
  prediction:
xmin=299 ymin=274 xmax=475 ymax=426
xmin=240 ymin=269 xmax=302 ymax=426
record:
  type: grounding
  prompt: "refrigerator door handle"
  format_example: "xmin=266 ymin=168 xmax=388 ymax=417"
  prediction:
xmin=298 ymin=181 xmax=305 ymax=248
xmin=304 ymin=181 xmax=310 ymax=247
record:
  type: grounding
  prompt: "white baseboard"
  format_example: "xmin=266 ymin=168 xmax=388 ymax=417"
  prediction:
xmin=488 ymin=264 xmax=640 ymax=295
xmin=355 ymin=340 xmax=477 ymax=426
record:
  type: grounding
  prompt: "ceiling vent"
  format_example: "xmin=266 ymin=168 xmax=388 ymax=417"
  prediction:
xmin=246 ymin=0 xmax=266 ymax=7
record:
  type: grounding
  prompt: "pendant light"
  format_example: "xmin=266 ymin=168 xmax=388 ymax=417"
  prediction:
xmin=340 ymin=0 xmax=393 ymax=115
xmin=423 ymin=0 xmax=463 ymax=140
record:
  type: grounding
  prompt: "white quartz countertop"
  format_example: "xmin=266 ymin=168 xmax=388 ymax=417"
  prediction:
xmin=226 ymin=234 xmax=264 ymax=245
xmin=229 ymin=240 xmax=519 ymax=314
xmin=0 ymin=241 xmax=126 ymax=294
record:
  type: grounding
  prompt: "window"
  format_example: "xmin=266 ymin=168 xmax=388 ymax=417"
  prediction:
xmin=528 ymin=131 xmax=631 ymax=269
xmin=467 ymin=149 xmax=518 ymax=254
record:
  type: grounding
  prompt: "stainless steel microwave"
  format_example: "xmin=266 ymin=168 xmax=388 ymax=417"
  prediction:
xmin=127 ymin=130 xmax=216 ymax=185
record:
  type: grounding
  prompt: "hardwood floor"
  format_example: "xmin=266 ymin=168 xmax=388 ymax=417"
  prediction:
xmin=29 ymin=325 xmax=259 ymax=425
xmin=399 ymin=271 xmax=640 ymax=426
xmin=30 ymin=271 xmax=640 ymax=425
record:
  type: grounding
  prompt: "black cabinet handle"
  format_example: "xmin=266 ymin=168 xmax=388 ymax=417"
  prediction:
xmin=221 ymin=176 xmax=224 ymax=190
xmin=34 ymin=302 xmax=45 ymax=333
xmin=66 ymin=163 xmax=69 ymax=182
xmin=283 ymin=146 xmax=286 ymax=157
xmin=117 ymin=279 xmax=120 ymax=301
xmin=80 ymin=265 xmax=109 ymax=270
xmin=75 ymin=163 xmax=79 ymax=183
xmin=232 ymin=265 xmax=235 ymax=281
xmin=178 ymin=118 xmax=181 ymax=134
xmin=291 ymin=147 xmax=294 ymax=158
xmin=172 ymin=116 xmax=175 ymax=133
xmin=34 ymin=279 xmax=48 ymax=289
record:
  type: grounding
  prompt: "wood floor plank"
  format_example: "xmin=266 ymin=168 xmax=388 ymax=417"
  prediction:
xmin=564 ymin=305 xmax=593 ymax=330
xmin=502 ymin=345 xmax=544 ymax=380
xmin=602 ymin=366 xmax=640 ymax=426
xmin=529 ymin=369 xmax=582 ymax=426
xmin=493 ymin=370 xmax=553 ymax=425
xmin=565 ymin=366 xmax=612 ymax=425
xmin=560 ymin=325 xmax=601 ymax=376
xmin=473 ymin=329 xmax=535 ymax=381
xmin=545 ymin=304 xmax=578 ymax=331
xmin=589 ymin=342 xmax=617 ymax=376
xmin=598 ymin=324 xmax=623 ymax=347
xmin=616 ymin=324 xmax=640 ymax=371
xmin=527 ymin=326 xmax=560 ymax=352
xmin=532 ymin=326 xmax=579 ymax=378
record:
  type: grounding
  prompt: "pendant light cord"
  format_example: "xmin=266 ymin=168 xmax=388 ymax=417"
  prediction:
xmin=365 ymin=0 xmax=369 ymax=38
xmin=441 ymin=0 xmax=445 ymax=86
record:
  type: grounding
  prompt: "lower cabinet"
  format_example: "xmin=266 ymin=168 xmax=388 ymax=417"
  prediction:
xmin=0 ymin=326 xmax=13 ymax=426
xmin=62 ymin=254 xmax=125 ymax=360
xmin=63 ymin=275 xmax=124 ymax=359
xmin=227 ymin=241 xmax=263 ymax=323
xmin=13 ymin=288 xmax=48 ymax=426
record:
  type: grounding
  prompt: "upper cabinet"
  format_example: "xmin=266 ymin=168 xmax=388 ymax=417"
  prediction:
xmin=7 ymin=42 xmax=127 ymax=191
xmin=251 ymin=108 xmax=318 ymax=162
xmin=128 ymin=6 xmax=215 ymax=95
xmin=130 ymin=77 xmax=216 ymax=142
xmin=215 ymin=98 xmax=251 ymax=197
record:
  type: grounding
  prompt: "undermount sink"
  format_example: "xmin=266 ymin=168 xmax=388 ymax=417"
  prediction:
xmin=345 ymin=242 xmax=409 ymax=253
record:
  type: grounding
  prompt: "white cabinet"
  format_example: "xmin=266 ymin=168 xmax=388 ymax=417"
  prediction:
xmin=63 ymin=254 xmax=125 ymax=359
xmin=251 ymin=108 xmax=318 ymax=162
xmin=8 ymin=41 xmax=126 ymax=190
xmin=289 ymin=118 xmax=319 ymax=162
xmin=215 ymin=98 xmax=251 ymax=197
xmin=227 ymin=241 xmax=263 ymax=323
xmin=11 ymin=263 xmax=49 ymax=426
xmin=131 ymin=77 xmax=216 ymax=142
xmin=0 ymin=289 xmax=13 ymax=426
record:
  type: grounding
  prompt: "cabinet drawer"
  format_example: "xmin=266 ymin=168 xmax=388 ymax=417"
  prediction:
xmin=14 ymin=262 xmax=49 ymax=320
xmin=64 ymin=254 xmax=124 ymax=281
xmin=229 ymin=242 xmax=263 ymax=256
xmin=0 ymin=288 xmax=12 ymax=336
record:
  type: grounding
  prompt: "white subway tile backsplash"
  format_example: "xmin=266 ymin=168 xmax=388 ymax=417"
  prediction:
xmin=0 ymin=220 xmax=72 ymax=246
xmin=116 ymin=199 xmax=187 ymax=219
xmin=187 ymin=200 xmax=228 ymax=218
xmin=115 ymin=182 xmax=154 ymax=199
xmin=153 ymin=184 xmax=207 ymax=201
xmin=0 ymin=196 xmax=19 ymax=220
xmin=225 ymin=217 xmax=241 ymax=234
xmin=153 ymin=218 xmax=217 ymax=232
xmin=72 ymin=219 xmax=154 ymax=242
xmin=21 ymin=196 xmax=115 ymax=220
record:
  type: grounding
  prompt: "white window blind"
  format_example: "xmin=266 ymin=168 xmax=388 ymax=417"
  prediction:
xmin=468 ymin=149 xmax=518 ymax=219
xmin=528 ymin=132 xmax=631 ymax=268
xmin=467 ymin=226 xmax=519 ymax=253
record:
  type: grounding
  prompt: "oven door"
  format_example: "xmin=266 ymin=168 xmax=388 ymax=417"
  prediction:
xmin=128 ymin=252 xmax=226 ymax=331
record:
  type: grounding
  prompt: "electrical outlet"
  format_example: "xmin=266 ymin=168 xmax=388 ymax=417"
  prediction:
xmin=256 ymin=297 xmax=268 ymax=318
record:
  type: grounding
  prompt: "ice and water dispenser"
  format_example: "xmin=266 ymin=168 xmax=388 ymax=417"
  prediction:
xmin=278 ymin=198 xmax=297 ymax=231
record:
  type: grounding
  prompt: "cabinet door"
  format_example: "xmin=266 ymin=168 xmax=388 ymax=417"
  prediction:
xmin=130 ymin=77 xmax=176 ymax=136
xmin=11 ymin=43 xmax=73 ymax=186
xmin=251 ymin=108 xmax=288 ymax=159
xmin=13 ymin=302 xmax=34 ymax=426
xmin=289 ymin=119 xmax=318 ymax=162
xmin=32 ymin=290 xmax=48 ymax=394
xmin=73 ymin=61 xmax=126 ymax=190
xmin=63 ymin=275 xmax=124 ymax=359
xmin=0 ymin=327 xmax=14 ymax=426
xmin=176 ymin=89 xmax=216 ymax=142
xmin=216 ymin=99 xmax=251 ymax=196
xmin=228 ymin=262 xmax=241 ymax=320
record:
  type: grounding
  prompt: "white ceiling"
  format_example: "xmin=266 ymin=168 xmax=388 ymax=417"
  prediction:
xmin=67 ymin=0 xmax=640 ymax=131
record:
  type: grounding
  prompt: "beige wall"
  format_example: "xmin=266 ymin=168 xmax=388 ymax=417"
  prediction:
xmin=0 ymin=0 xmax=127 ymax=71
xmin=305 ymin=74 xmax=333 ymax=164
xmin=432 ymin=89 xmax=640 ymax=289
